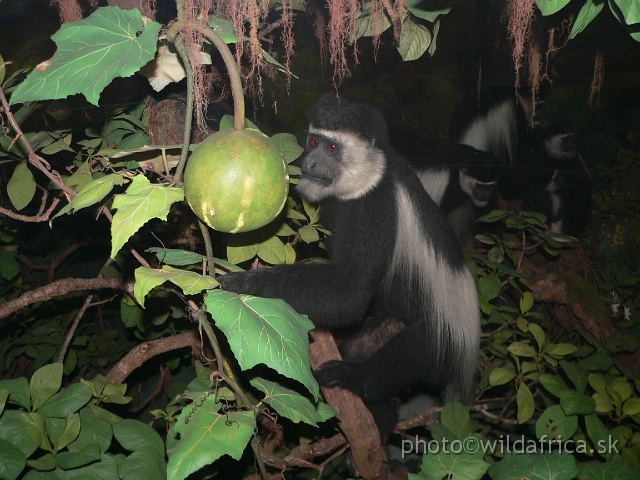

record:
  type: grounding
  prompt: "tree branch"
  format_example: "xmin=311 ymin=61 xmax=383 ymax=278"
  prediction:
xmin=0 ymin=277 xmax=128 ymax=319
xmin=105 ymin=330 xmax=200 ymax=384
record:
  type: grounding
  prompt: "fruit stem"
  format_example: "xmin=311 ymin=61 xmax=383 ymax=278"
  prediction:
xmin=167 ymin=21 xmax=245 ymax=132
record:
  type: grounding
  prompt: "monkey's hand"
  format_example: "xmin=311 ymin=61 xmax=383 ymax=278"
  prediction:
xmin=314 ymin=360 xmax=366 ymax=399
xmin=217 ymin=270 xmax=269 ymax=296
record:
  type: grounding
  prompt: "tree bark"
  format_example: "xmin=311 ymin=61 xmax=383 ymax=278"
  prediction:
xmin=309 ymin=329 xmax=390 ymax=480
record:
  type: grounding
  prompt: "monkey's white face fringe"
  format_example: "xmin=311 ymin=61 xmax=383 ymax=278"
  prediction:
xmin=544 ymin=134 xmax=575 ymax=160
xmin=459 ymin=169 xmax=496 ymax=207
xmin=297 ymin=126 xmax=386 ymax=202
xmin=388 ymin=185 xmax=481 ymax=402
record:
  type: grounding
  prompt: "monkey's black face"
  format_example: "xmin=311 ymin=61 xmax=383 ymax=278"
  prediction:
xmin=301 ymin=134 xmax=342 ymax=185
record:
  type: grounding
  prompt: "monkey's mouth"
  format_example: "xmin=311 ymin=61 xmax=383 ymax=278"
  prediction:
xmin=300 ymin=173 xmax=333 ymax=185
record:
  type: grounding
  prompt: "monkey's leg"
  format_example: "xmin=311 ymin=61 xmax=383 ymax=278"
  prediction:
xmin=315 ymin=322 xmax=452 ymax=404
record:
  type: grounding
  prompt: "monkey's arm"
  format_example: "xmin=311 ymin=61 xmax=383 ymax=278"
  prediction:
xmin=217 ymin=263 xmax=375 ymax=329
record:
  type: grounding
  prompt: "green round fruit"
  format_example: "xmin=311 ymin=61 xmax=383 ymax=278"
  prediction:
xmin=184 ymin=128 xmax=289 ymax=233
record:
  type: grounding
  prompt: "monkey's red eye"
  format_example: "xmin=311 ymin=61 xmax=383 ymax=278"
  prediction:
xmin=327 ymin=143 xmax=337 ymax=152
xmin=310 ymin=138 xmax=318 ymax=147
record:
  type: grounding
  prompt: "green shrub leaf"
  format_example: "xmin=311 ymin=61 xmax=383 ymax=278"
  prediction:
xmin=167 ymin=394 xmax=255 ymax=480
xmin=111 ymin=175 xmax=184 ymax=259
xmin=517 ymin=383 xmax=535 ymax=424
xmin=250 ymin=377 xmax=336 ymax=427
xmin=536 ymin=405 xmax=578 ymax=441
xmin=559 ymin=391 xmax=596 ymax=416
xmin=206 ymin=289 xmax=319 ymax=399
xmin=7 ymin=162 xmax=36 ymax=212
xmin=10 ymin=7 xmax=161 ymax=106
xmin=488 ymin=452 xmax=578 ymax=480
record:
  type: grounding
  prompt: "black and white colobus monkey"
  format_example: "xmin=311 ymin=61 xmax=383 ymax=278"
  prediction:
xmin=390 ymin=129 xmax=508 ymax=248
xmin=522 ymin=123 xmax=593 ymax=236
xmin=445 ymin=86 xmax=592 ymax=238
xmin=218 ymin=95 xmax=481 ymax=437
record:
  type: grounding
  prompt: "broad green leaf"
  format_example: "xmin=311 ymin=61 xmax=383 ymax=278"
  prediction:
xmin=227 ymin=231 xmax=260 ymax=264
xmin=55 ymin=443 xmax=101 ymax=470
xmin=298 ymin=224 xmax=320 ymax=244
xmin=0 ymin=438 xmax=26 ymax=480
xmin=406 ymin=0 xmax=451 ymax=22
xmin=508 ymin=342 xmax=538 ymax=358
xmin=257 ymin=235 xmax=287 ymax=264
xmin=559 ymin=391 xmax=596 ymax=416
xmin=67 ymin=409 xmax=112 ymax=454
xmin=584 ymin=413 xmax=618 ymax=461
xmin=440 ymin=401 xmax=470 ymax=441
xmin=27 ymin=453 xmax=56 ymax=472
xmin=477 ymin=210 xmax=510 ymax=223
xmin=487 ymin=452 xmax=578 ymax=480
xmin=167 ymin=395 xmax=255 ymax=480
xmin=208 ymin=16 xmax=238 ymax=43
xmin=397 ymin=17 xmax=431 ymax=62
xmin=271 ymin=133 xmax=303 ymax=163
xmin=429 ymin=423 xmax=456 ymax=443
xmin=479 ymin=274 xmax=502 ymax=301
xmin=133 ymin=265 xmax=219 ymax=306
xmin=489 ymin=367 xmax=517 ymax=386
xmin=10 ymin=7 xmax=162 ymax=106
xmin=589 ymin=373 xmax=608 ymax=394
xmin=18 ymin=412 xmax=52 ymax=452
xmin=205 ymin=289 xmax=319 ymax=399
xmin=112 ymin=419 xmax=164 ymax=456
xmin=560 ymin=360 xmax=588 ymax=393
xmin=623 ymin=398 xmax=640 ymax=417
xmin=147 ymin=248 xmax=206 ymax=266
xmin=610 ymin=378 xmax=633 ymax=402
xmin=569 ymin=0 xmax=606 ymax=38
xmin=577 ymin=353 xmax=614 ymax=372
xmin=0 ymin=414 xmax=38 ymax=458
xmin=578 ymin=459 xmax=640 ymax=479
xmin=517 ymin=382 xmax=535 ymax=424
xmin=250 ymin=378 xmax=336 ymax=427
xmin=535 ymin=0 xmax=572 ymax=16
xmin=605 ymin=335 xmax=638 ymax=353
xmin=53 ymin=413 xmax=81 ymax=452
xmin=413 ymin=436 xmax=490 ymax=480
xmin=353 ymin=6 xmax=391 ymax=40
xmin=0 ymin=377 xmax=31 ymax=410
xmin=37 ymin=383 xmax=92 ymax=418
xmin=614 ymin=0 xmax=640 ymax=25
xmin=529 ymin=323 xmax=546 ymax=350
xmin=0 ymin=389 xmax=7 ymax=415
xmin=536 ymin=405 xmax=578 ymax=441
xmin=110 ymin=175 xmax=184 ymax=259
xmin=520 ymin=292 xmax=534 ymax=314
xmin=546 ymin=343 xmax=579 ymax=358
xmin=0 ymin=251 xmax=20 ymax=281
xmin=7 ymin=162 xmax=36 ymax=211
xmin=54 ymin=174 xmax=124 ymax=218
xmin=120 ymin=446 xmax=167 ymax=480
xmin=121 ymin=294 xmax=144 ymax=328
xmin=30 ymin=363 xmax=63 ymax=412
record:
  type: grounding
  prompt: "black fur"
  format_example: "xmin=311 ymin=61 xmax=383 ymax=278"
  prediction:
xmin=219 ymin=95 xmax=480 ymax=437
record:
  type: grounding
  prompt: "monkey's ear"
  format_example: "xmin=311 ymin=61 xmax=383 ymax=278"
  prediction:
xmin=370 ymin=138 xmax=376 ymax=147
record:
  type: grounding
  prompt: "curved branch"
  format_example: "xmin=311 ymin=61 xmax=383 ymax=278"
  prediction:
xmin=105 ymin=330 xmax=200 ymax=384
xmin=0 ymin=277 xmax=128 ymax=319
xmin=0 ymin=85 xmax=76 ymax=197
